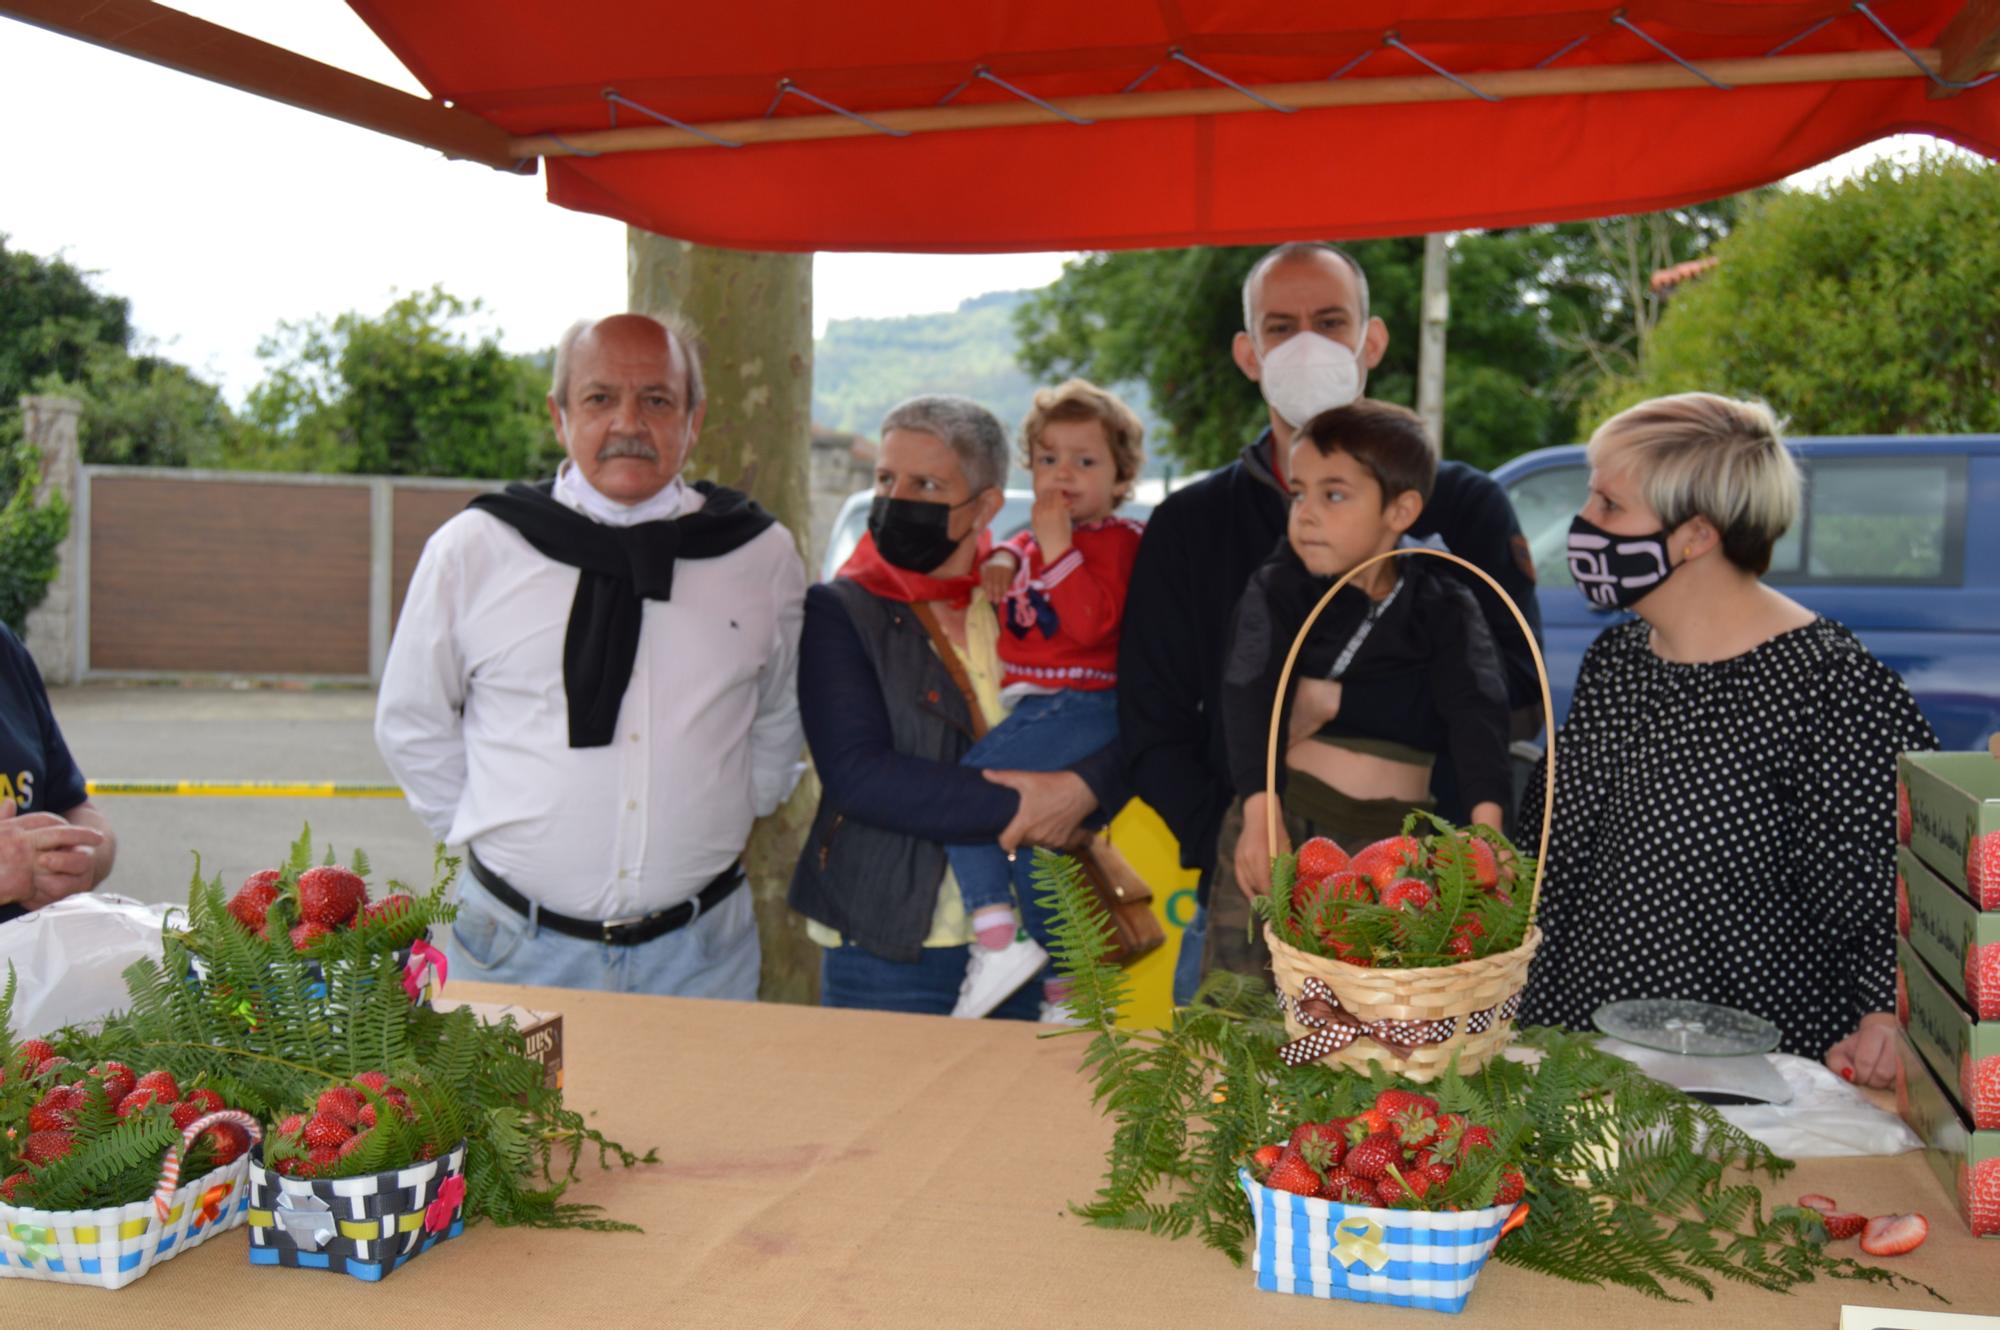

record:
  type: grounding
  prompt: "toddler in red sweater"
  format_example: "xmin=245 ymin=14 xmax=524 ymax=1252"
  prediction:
xmin=949 ymin=380 xmax=1145 ymax=1018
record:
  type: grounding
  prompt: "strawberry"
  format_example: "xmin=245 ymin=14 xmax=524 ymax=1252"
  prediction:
xmin=94 ymin=1061 xmax=136 ymax=1105
xmin=33 ymin=1056 xmax=68 ymax=1078
xmin=1288 ymin=1120 xmax=1346 ymax=1165
xmin=1347 ymin=1107 xmax=1392 ymax=1138
xmin=1968 ymin=830 xmax=2000 ymax=909
xmin=1295 ymin=837 xmax=1350 ymax=886
xmin=1446 ymin=915 xmax=1485 ymax=957
xmin=201 ymin=1123 xmax=249 ymax=1166
xmin=289 ymin=920 xmax=333 ymax=951
xmin=336 ymin=1130 xmax=370 ymax=1159
xmin=1321 ymin=1171 xmax=1377 ymax=1204
xmin=1299 ymin=872 xmax=1370 ymax=934
xmin=1796 ymin=1193 xmax=1839 ymax=1214
xmin=1421 ymin=1160 xmax=1455 ymax=1187
xmin=1351 ymin=836 xmax=1423 ymax=888
xmin=133 ymin=1070 xmax=180 ymax=1104
xmin=228 ymin=869 xmax=284 ymax=934
xmin=303 ymin=1113 xmax=353 ymax=1150
xmin=1375 ymin=1088 xmax=1440 ymax=1121
xmin=1492 ymin=1168 xmax=1526 ymax=1206
xmin=13 ymin=1038 xmax=55 ymax=1068
xmin=1459 ymin=1125 xmax=1497 ymax=1158
xmin=297 ymin=865 xmax=367 ymax=928
xmin=22 ymin=1131 xmax=73 ymax=1166
xmin=1377 ymin=1169 xmax=1432 ymax=1207
xmin=1895 ymin=873 xmax=1911 ymax=939
xmin=1960 ymin=1052 xmax=2000 ymax=1130
xmin=361 ymin=893 xmax=415 ymax=926
xmin=0 ymin=1171 xmax=29 ymax=1202
xmin=1250 ymin=1144 xmax=1284 ymax=1175
xmin=1379 ymin=878 xmax=1434 ymax=911
xmin=353 ymin=1070 xmax=391 ymax=1093
xmin=1896 ymin=781 xmax=1911 ymax=846
xmin=1859 ymin=1212 xmax=1928 ymax=1256
xmin=183 ymin=1088 xmax=225 ymax=1118
xmin=1433 ymin=836 xmax=1500 ymax=890
xmin=27 ymin=1100 xmax=74 ymax=1132
xmin=1343 ymin=1133 xmax=1399 ymax=1181
xmin=307 ymin=1145 xmax=341 ymax=1172
xmin=1266 ymin=1149 xmax=1322 ymax=1196
xmin=1966 ymin=942 xmax=2000 ymax=1022
xmin=117 ymin=1088 xmax=164 ymax=1118
xmin=358 ymin=1103 xmax=378 ymax=1128
xmin=1961 ymin=1159 xmax=2000 ymax=1238
xmin=317 ymin=1087 xmax=365 ymax=1125
xmin=1819 ymin=1210 xmax=1865 ymax=1240
xmin=171 ymin=1100 xmax=203 ymax=1129
xmin=276 ymin=1114 xmax=306 ymax=1140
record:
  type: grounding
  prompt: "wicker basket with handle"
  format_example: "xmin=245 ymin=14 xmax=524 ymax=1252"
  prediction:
xmin=1260 ymin=547 xmax=1554 ymax=1083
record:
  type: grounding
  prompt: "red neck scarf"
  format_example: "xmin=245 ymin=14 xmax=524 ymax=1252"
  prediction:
xmin=837 ymin=531 xmax=990 ymax=609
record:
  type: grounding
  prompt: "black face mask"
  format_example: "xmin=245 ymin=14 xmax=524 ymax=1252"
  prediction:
xmin=868 ymin=494 xmax=971 ymax=574
xmin=1566 ymin=512 xmax=1677 ymax=609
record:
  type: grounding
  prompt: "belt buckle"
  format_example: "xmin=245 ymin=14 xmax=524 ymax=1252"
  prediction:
xmin=600 ymin=913 xmax=648 ymax=945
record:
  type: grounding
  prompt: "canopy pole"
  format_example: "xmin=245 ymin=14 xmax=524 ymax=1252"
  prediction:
xmin=1936 ymin=0 xmax=2000 ymax=94
xmin=0 ymin=0 xmax=527 ymax=171
xmin=514 ymin=47 xmax=1996 ymax=159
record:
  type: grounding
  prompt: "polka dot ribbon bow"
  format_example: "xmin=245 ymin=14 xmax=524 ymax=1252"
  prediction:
xmin=1276 ymin=978 xmax=1457 ymax=1067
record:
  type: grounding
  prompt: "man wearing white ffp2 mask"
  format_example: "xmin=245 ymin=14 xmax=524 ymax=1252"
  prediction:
xmin=1118 ymin=240 xmax=1546 ymax=1008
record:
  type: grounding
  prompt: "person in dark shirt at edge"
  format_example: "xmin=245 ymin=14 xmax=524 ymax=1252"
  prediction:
xmin=1215 ymin=400 xmax=1513 ymax=982
xmin=1116 ymin=241 xmax=1543 ymax=1004
xmin=0 ymin=623 xmax=116 ymax=924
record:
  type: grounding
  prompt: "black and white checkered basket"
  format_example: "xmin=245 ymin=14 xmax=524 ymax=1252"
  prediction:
xmin=245 ymin=1140 xmax=466 ymax=1282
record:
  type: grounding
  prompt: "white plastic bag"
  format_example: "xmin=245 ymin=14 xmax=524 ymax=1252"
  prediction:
xmin=0 ymin=894 xmax=171 ymax=1036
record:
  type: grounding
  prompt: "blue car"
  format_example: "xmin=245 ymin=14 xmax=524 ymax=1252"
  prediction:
xmin=1492 ymin=436 xmax=2000 ymax=752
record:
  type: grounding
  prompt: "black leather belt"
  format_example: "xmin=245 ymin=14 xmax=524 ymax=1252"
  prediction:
xmin=467 ymin=850 xmax=744 ymax=947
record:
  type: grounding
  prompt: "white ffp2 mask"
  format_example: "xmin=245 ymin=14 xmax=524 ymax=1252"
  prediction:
xmin=1255 ymin=330 xmax=1366 ymax=428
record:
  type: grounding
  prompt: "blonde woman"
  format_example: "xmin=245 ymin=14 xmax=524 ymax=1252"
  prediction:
xmin=1520 ymin=393 xmax=1935 ymax=1085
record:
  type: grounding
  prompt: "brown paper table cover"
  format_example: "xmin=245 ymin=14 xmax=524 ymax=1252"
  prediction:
xmin=7 ymin=980 xmax=1994 ymax=1326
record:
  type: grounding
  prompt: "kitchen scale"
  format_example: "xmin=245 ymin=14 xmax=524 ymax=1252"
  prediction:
xmin=1592 ymin=998 xmax=1794 ymax=1105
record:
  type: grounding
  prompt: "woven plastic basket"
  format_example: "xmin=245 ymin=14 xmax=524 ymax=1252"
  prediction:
xmin=246 ymin=1140 xmax=467 ymax=1282
xmin=1259 ymin=547 xmax=1555 ymax=1082
xmin=1239 ymin=1167 xmax=1527 ymax=1313
xmin=0 ymin=1110 xmax=261 ymax=1290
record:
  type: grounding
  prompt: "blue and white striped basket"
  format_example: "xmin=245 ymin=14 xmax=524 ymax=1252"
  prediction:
xmin=1239 ymin=1169 xmax=1523 ymax=1314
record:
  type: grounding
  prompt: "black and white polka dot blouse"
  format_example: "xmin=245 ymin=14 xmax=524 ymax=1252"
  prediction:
xmin=1518 ymin=616 xmax=1937 ymax=1060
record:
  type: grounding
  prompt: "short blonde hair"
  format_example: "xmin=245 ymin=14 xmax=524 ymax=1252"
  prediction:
xmin=1586 ymin=392 xmax=1801 ymax=575
xmin=1021 ymin=379 xmax=1146 ymax=504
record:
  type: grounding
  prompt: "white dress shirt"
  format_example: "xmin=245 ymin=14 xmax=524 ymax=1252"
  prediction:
xmin=375 ymin=464 xmax=806 ymax=920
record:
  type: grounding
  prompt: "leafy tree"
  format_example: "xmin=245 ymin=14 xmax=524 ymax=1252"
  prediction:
xmin=68 ymin=346 xmax=237 ymax=468
xmin=241 ymin=287 xmax=559 ymax=479
xmin=1591 ymin=151 xmax=2000 ymax=433
xmin=1013 ymin=203 xmax=1744 ymax=473
xmin=0 ymin=434 xmax=69 ymax=635
xmin=0 ymin=234 xmax=131 ymax=406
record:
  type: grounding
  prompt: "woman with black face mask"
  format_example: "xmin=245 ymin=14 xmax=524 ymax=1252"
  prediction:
xmin=1520 ymin=392 xmax=1935 ymax=1086
xmin=785 ymin=395 xmax=1128 ymax=1017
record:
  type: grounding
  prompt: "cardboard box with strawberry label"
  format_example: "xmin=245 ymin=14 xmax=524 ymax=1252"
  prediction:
xmin=1899 ymin=751 xmax=2000 ymax=911
xmin=1893 ymin=1031 xmax=2000 ymax=1238
xmin=1901 ymin=845 xmax=2000 ymax=1021
xmin=1898 ymin=940 xmax=2000 ymax=1133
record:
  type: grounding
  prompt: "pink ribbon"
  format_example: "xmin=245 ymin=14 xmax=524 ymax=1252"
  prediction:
xmin=424 ymin=1173 xmax=465 ymax=1233
xmin=404 ymin=938 xmax=448 ymax=1002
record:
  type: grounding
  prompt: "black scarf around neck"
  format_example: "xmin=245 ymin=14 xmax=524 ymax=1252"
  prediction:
xmin=470 ymin=479 xmax=775 ymax=747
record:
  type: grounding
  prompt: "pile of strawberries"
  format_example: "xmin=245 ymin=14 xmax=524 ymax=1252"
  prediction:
xmin=267 ymin=1072 xmax=431 ymax=1178
xmin=1280 ymin=826 xmax=1522 ymax=967
xmin=228 ymin=865 xmax=414 ymax=952
xmin=1248 ymin=1086 xmax=1524 ymax=1211
xmin=1795 ymin=1192 xmax=1930 ymax=1256
xmin=2 ymin=1040 xmax=251 ymax=1203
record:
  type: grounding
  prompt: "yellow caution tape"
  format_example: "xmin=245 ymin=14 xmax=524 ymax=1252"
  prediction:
xmin=86 ymin=781 xmax=405 ymax=799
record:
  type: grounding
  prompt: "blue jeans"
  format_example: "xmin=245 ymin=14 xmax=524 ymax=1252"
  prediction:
xmin=1173 ymin=901 xmax=1209 ymax=1006
xmin=819 ymin=940 xmax=1042 ymax=1019
xmin=442 ymin=864 xmax=760 ymax=999
xmin=945 ymin=688 xmax=1121 ymax=924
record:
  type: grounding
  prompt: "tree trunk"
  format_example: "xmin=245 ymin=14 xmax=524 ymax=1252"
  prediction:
xmin=627 ymin=231 xmax=820 ymax=1005
xmin=1416 ymin=232 xmax=1450 ymax=450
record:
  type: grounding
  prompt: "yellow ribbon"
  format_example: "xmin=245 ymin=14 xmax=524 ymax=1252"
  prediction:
xmin=1332 ymin=1216 xmax=1390 ymax=1272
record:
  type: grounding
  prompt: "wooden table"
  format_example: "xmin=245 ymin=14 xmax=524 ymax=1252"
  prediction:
xmin=7 ymin=981 xmax=1995 ymax=1326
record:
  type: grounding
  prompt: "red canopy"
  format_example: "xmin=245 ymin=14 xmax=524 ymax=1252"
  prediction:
xmin=348 ymin=0 xmax=2000 ymax=251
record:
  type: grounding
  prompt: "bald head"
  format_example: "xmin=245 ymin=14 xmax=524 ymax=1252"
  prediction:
xmin=551 ymin=313 xmax=705 ymax=415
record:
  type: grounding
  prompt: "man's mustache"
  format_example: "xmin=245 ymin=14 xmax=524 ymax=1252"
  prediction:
xmin=598 ymin=436 xmax=660 ymax=462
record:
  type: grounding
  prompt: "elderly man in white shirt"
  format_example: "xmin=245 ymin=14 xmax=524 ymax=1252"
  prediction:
xmin=376 ymin=312 xmax=805 ymax=998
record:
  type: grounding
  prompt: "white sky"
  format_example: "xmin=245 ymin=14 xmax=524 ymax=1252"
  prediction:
xmin=0 ymin=2 xmax=1949 ymax=404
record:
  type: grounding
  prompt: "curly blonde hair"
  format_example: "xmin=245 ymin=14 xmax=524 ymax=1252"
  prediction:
xmin=1021 ymin=379 xmax=1146 ymax=504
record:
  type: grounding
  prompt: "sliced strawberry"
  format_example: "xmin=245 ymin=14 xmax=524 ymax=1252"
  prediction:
xmin=1819 ymin=1211 xmax=1866 ymax=1240
xmin=1796 ymin=1193 xmax=1839 ymax=1214
xmin=1858 ymin=1212 xmax=1928 ymax=1256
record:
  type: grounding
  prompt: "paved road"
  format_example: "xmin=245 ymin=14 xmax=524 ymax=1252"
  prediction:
xmin=49 ymin=685 xmax=441 ymax=909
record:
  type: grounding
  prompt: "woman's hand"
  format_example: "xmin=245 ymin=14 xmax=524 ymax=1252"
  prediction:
xmin=979 ymin=550 xmax=1019 ymax=603
xmin=1823 ymin=1011 xmax=1901 ymax=1088
xmin=1234 ymin=793 xmax=1291 ymax=901
xmin=984 ymin=769 xmax=1098 ymax=853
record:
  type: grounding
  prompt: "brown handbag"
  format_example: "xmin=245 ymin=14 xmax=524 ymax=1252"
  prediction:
xmin=909 ymin=602 xmax=1164 ymax=966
